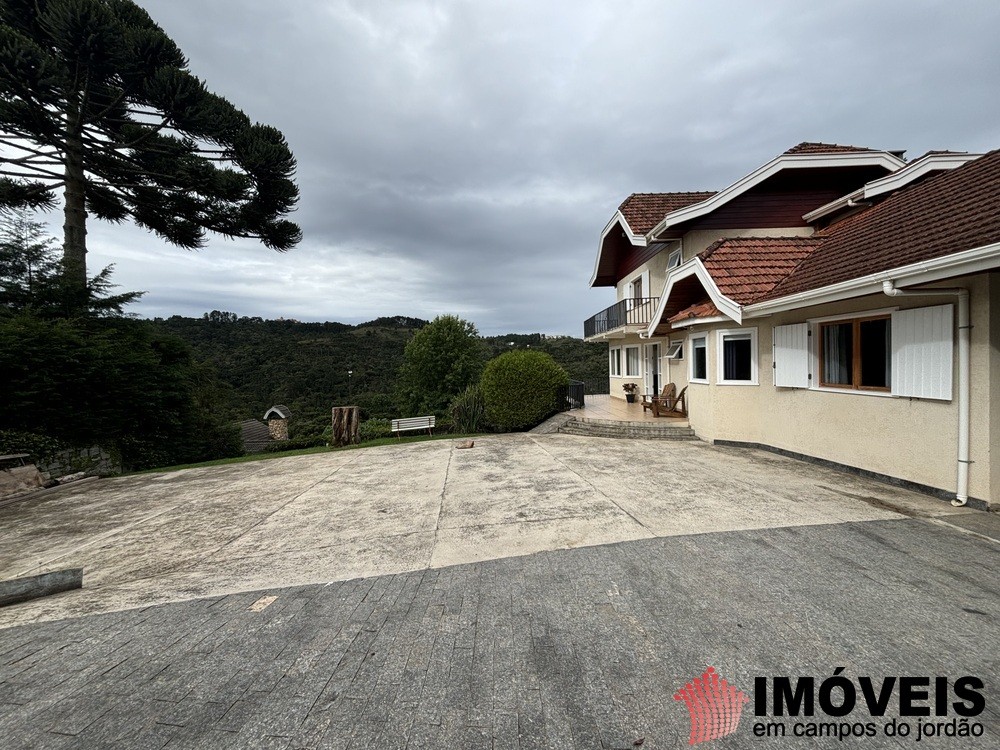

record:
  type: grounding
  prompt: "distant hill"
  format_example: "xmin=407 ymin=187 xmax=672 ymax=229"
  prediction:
xmin=152 ymin=312 xmax=607 ymax=438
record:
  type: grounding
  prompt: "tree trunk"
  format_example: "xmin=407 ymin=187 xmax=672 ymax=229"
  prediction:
xmin=331 ymin=406 xmax=360 ymax=448
xmin=62 ymin=123 xmax=88 ymax=311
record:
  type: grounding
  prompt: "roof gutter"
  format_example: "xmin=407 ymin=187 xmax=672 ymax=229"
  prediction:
xmin=882 ymin=280 xmax=970 ymax=507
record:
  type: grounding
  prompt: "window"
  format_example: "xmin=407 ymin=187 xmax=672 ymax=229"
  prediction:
xmin=776 ymin=305 xmax=953 ymax=399
xmin=625 ymin=346 xmax=641 ymax=377
xmin=717 ymin=328 xmax=758 ymax=385
xmin=666 ymin=341 xmax=684 ymax=360
xmin=609 ymin=347 xmax=622 ymax=377
xmin=667 ymin=248 xmax=682 ymax=269
xmin=631 ymin=276 xmax=643 ymax=299
xmin=819 ymin=315 xmax=890 ymax=391
xmin=689 ymin=335 xmax=708 ymax=382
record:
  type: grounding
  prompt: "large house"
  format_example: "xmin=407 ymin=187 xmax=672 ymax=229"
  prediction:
xmin=584 ymin=142 xmax=1000 ymax=509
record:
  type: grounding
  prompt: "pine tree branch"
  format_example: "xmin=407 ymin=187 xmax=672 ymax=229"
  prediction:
xmin=2 ymin=151 xmax=63 ymax=166
xmin=0 ymin=166 xmax=64 ymax=180
xmin=0 ymin=139 xmax=63 ymax=161
xmin=84 ymin=87 xmax=129 ymax=126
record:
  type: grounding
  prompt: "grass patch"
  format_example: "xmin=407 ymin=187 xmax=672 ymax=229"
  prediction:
xmin=133 ymin=432 xmax=484 ymax=475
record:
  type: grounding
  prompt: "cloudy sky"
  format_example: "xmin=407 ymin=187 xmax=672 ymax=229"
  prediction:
xmin=45 ymin=0 xmax=1000 ymax=334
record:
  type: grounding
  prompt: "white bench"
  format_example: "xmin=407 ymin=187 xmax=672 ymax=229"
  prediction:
xmin=391 ymin=416 xmax=435 ymax=437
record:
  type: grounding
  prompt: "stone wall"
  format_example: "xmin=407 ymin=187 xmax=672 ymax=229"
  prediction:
xmin=39 ymin=446 xmax=120 ymax=479
xmin=268 ymin=418 xmax=289 ymax=441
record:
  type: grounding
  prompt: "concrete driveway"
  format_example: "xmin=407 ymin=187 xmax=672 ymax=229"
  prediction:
xmin=0 ymin=433 xmax=977 ymax=628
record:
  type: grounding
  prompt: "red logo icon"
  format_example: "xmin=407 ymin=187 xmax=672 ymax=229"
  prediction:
xmin=673 ymin=666 xmax=750 ymax=745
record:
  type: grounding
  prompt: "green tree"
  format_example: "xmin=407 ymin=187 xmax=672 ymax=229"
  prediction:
xmin=0 ymin=0 xmax=301 ymax=309
xmin=0 ymin=209 xmax=59 ymax=310
xmin=0 ymin=312 xmax=241 ymax=469
xmin=480 ymin=350 xmax=569 ymax=431
xmin=0 ymin=209 xmax=141 ymax=316
xmin=398 ymin=315 xmax=486 ymax=416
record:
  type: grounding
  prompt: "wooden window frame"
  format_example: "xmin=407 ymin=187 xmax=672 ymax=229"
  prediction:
xmin=818 ymin=315 xmax=890 ymax=392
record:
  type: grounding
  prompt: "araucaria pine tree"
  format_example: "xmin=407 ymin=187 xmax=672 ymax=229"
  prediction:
xmin=0 ymin=0 xmax=302 ymax=308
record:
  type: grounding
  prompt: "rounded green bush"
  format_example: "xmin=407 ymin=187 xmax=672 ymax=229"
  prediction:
xmin=480 ymin=350 xmax=569 ymax=431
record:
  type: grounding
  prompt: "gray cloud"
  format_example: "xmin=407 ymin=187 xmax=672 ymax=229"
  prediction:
xmin=38 ymin=0 xmax=1000 ymax=334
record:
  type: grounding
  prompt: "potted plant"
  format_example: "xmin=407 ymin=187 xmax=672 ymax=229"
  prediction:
xmin=622 ymin=382 xmax=639 ymax=403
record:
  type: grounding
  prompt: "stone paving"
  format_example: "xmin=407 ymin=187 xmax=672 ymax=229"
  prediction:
xmin=0 ymin=517 xmax=997 ymax=749
xmin=0 ymin=434 xmax=974 ymax=627
xmin=0 ymin=435 xmax=997 ymax=748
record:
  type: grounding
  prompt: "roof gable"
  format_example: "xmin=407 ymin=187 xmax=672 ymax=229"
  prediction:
xmin=618 ymin=192 xmax=717 ymax=235
xmin=647 ymin=147 xmax=905 ymax=239
xmin=699 ymin=237 xmax=823 ymax=304
xmin=763 ymin=149 xmax=1000 ymax=301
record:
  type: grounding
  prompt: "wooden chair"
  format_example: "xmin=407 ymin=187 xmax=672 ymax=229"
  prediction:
xmin=641 ymin=383 xmax=676 ymax=413
xmin=653 ymin=385 xmax=687 ymax=418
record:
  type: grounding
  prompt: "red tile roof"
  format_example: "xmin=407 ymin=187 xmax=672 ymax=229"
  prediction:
xmin=669 ymin=301 xmax=720 ymax=324
xmin=783 ymin=142 xmax=881 ymax=155
xmin=698 ymin=237 xmax=823 ymax=304
xmin=762 ymin=148 xmax=1000 ymax=301
xmin=618 ymin=192 xmax=716 ymax=234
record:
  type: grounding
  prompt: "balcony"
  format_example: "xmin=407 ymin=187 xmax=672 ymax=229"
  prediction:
xmin=584 ymin=297 xmax=659 ymax=340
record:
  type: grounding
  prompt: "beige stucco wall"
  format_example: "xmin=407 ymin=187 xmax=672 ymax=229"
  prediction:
xmin=671 ymin=274 xmax=995 ymax=505
xmin=990 ymin=273 xmax=1000 ymax=507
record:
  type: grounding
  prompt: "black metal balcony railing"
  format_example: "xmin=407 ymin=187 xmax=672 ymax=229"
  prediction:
xmin=584 ymin=297 xmax=659 ymax=339
xmin=555 ymin=380 xmax=586 ymax=411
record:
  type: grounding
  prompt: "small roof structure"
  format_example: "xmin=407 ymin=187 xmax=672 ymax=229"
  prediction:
xmin=239 ymin=419 xmax=272 ymax=453
xmin=263 ymin=405 xmax=291 ymax=421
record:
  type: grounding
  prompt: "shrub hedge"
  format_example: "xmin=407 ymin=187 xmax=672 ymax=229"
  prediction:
xmin=480 ymin=350 xmax=568 ymax=431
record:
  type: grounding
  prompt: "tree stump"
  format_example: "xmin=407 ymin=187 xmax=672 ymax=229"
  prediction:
xmin=331 ymin=406 xmax=360 ymax=447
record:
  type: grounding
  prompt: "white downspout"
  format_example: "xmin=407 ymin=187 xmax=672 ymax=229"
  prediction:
xmin=882 ymin=280 xmax=970 ymax=506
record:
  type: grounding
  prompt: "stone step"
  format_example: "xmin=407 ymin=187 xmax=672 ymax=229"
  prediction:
xmin=557 ymin=420 xmax=698 ymax=440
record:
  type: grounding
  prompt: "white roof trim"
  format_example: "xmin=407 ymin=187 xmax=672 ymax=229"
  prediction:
xmin=801 ymin=188 xmax=865 ymax=223
xmin=803 ymin=152 xmax=984 ymax=224
xmin=649 ymin=151 xmax=906 ymax=239
xmin=589 ymin=210 xmax=647 ymax=287
xmin=743 ymin=241 xmax=1000 ymax=316
xmin=862 ymin=152 xmax=982 ymax=200
xmin=669 ymin=315 xmax=731 ymax=329
xmin=644 ymin=258 xmax=742 ymax=336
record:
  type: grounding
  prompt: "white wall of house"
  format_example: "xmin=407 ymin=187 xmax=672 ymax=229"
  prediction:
xmin=666 ymin=274 xmax=997 ymax=506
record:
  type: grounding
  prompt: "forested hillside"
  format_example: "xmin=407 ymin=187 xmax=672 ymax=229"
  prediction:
xmin=154 ymin=312 xmax=607 ymax=440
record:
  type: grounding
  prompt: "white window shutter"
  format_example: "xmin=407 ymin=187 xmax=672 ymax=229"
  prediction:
xmin=773 ymin=323 xmax=810 ymax=388
xmin=891 ymin=304 xmax=953 ymax=400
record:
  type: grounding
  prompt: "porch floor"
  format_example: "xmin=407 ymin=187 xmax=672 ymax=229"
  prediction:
xmin=573 ymin=394 xmax=688 ymax=425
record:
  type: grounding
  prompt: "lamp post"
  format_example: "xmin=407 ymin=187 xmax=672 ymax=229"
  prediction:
xmin=347 ymin=369 xmax=353 ymax=401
